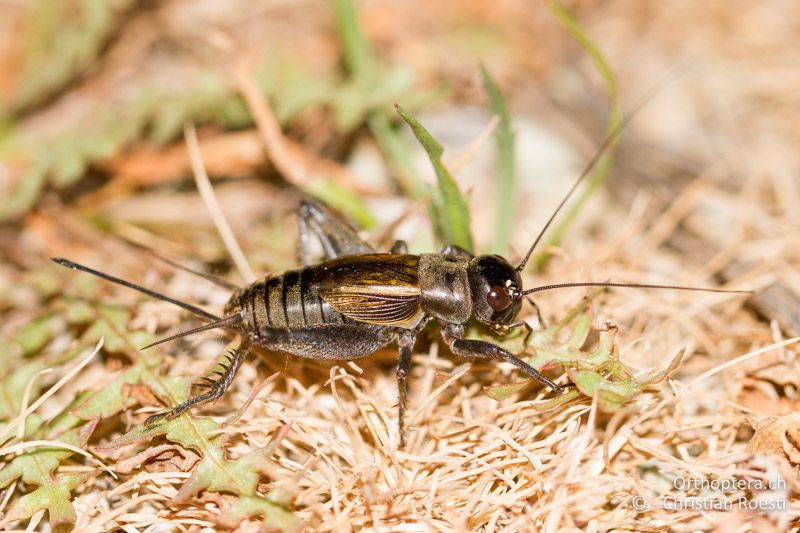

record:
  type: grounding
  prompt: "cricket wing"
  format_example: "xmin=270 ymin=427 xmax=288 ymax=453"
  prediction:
xmin=317 ymin=254 xmax=424 ymax=327
xmin=320 ymin=285 xmax=423 ymax=326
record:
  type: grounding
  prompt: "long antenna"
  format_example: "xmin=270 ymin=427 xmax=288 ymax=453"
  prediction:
xmin=516 ymin=80 xmax=672 ymax=273
xmin=52 ymin=258 xmax=221 ymax=322
xmin=523 ymin=281 xmax=752 ymax=296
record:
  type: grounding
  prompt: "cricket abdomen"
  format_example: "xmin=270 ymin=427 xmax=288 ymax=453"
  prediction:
xmin=224 ymin=264 xmax=396 ymax=360
xmin=225 ymin=266 xmax=351 ymax=332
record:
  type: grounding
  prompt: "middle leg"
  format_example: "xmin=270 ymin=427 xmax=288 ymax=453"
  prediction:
xmin=396 ymin=329 xmax=415 ymax=448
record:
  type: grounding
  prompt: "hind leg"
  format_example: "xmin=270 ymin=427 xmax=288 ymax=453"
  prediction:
xmin=254 ymin=323 xmax=393 ymax=360
xmin=145 ymin=337 xmax=252 ymax=425
xmin=297 ymin=198 xmax=374 ymax=265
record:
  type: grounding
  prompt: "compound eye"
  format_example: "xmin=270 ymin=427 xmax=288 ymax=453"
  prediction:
xmin=487 ymin=286 xmax=512 ymax=311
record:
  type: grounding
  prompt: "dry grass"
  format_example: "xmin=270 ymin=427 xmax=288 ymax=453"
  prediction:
xmin=2 ymin=1 xmax=800 ymax=532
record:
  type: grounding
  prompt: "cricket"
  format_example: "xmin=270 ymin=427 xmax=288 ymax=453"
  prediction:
xmin=3 ymin=1 xmax=789 ymax=529
xmin=52 ymin=108 xmax=750 ymax=448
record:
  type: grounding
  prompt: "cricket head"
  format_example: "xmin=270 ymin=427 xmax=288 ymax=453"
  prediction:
xmin=468 ymin=255 xmax=523 ymax=329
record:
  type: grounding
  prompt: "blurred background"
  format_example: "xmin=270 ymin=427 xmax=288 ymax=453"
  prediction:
xmin=2 ymin=0 xmax=798 ymax=354
xmin=1 ymin=0 xmax=797 ymax=318
xmin=1 ymin=0 xmax=799 ymax=530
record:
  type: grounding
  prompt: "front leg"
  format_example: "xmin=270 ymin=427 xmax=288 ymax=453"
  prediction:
xmin=396 ymin=329 xmax=415 ymax=448
xmin=145 ymin=336 xmax=252 ymax=425
xmin=441 ymin=323 xmax=565 ymax=392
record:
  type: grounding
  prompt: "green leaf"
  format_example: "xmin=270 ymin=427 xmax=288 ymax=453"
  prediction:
xmin=17 ymin=313 xmax=57 ymax=356
xmin=566 ymin=368 xmax=637 ymax=412
xmin=0 ymin=360 xmax=48 ymax=420
xmin=332 ymin=66 xmax=416 ymax=131
xmin=531 ymin=388 xmax=582 ymax=412
xmin=46 ymin=391 xmax=93 ymax=435
xmin=485 ymin=293 xmax=684 ymax=413
xmin=639 ymin=347 xmax=685 ymax=386
xmin=63 ymin=298 xmax=96 ymax=324
xmin=0 ymin=425 xmax=94 ymax=489
xmin=0 ymin=423 xmax=96 ymax=527
xmin=98 ymin=372 xmax=298 ymax=529
xmin=368 ymin=110 xmax=427 ymax=199
xmin=4 ymin=0 xmax=136 ymax=117
xmin=395 ymin=104 xmax=474 ymax=251
xmin=484 ymin=379 xmax=533 ymax=401
xmin=480 ymin=64 xmax=517 ymax=256
xmin=71 ymin=365 xmax=148 ymax=420
xmin=80 ymin=304 xmax=132 ymax=353
xmin=2 ymin=473 xmax=86 ymax=527
xmin=219 ymin=495 xmax=301 ymax=532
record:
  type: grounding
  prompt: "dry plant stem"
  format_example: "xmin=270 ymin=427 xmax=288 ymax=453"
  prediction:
xmin=546 ymin=394 xmax=599 ymax=530
xmin=0 ymin=481 xmax=16 ymax=514
xmin=408 ymin=364 xmax=471 ymax=423
xmin=16 ymin=368 xmax=53 ymax=440
xmin=231 ymin=61 xmax=379 ymax=195
xmin=0 ymin=440 xmax=115 ymax=478
xmin=109 ymin=130 xmax=266 ymax=187
xmin=24 ymin=509 xmax=44 ymax=533
xmin=602 ymin=404 xmax=634 ymax=474
xmin=687 ymin=336 xmax=800 ymax=388
xmin=446 ymin=115 xmax=500 ymax=174
xmin=673 ymin=380 xmax=768 ymax=415
xmin=637 ymin=177 xmax=713 ymax=262
xmin=1 ymin=2 xmax=794 ymax=531
xmin=82 ymin=493 xmax=168 ymax=533
xmin=0 ymin=338 xmax=103 ymax=444
xmin=184 ymin=123 xmax=255 ymax=283
xmin=75 ymin=472 xmax=191 ymax=530
xmin=220 ymin=373 xmax=279 ymax=428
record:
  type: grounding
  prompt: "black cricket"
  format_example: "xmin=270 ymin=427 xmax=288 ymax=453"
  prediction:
xmin=52 ymin=111 xmax=749 ymax=448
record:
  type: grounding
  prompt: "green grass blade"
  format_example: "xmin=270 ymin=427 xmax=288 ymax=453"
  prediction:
xmin=395 ymin=104 xmax=474 ymax=251
xmin=480 ymin=64 xmax=516 ymax=255
xmin=367 ymin=111 xmax=428 ymax=199
xmin=537 ymin=0 xmax=622 ymax=269
xmin=332 ymin=0 xmax=427 ymax=198
xmin=332 ymin=0 xmax=377 ymax=79
xmin=306 ymin=177 xmax=378 ymax=229
xmin=548 ymin=0 xmax=619 ymax=105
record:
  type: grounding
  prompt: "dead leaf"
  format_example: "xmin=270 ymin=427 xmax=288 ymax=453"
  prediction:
xmin=746 ymin=413 xmax=800 ymax=463
xmin=114 ymin=444 xmax=200 ymax=474
xmin=737 ymin=383 xmax=800 ymax=416
xmin=105 ymin=130 xmax=267 ymax=187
